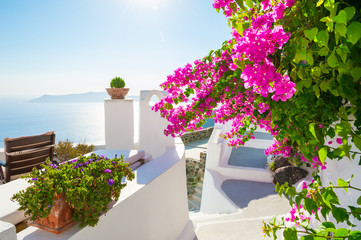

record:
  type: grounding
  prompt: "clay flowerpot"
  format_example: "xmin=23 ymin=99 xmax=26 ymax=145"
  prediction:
xmin=29 ymin=194 xmax=75 ymax=234
xmin=106 ymin=88 xmax=130 ymax=99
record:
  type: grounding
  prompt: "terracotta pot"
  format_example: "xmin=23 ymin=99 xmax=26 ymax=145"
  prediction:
xmin=29 ymin=194 xmax=75 ymax=234
xmin=106 ymin=88 xmax=130 ymax=99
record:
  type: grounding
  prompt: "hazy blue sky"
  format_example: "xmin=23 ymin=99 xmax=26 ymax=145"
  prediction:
xmin=0 ymin=0 xmax=231 ymax=99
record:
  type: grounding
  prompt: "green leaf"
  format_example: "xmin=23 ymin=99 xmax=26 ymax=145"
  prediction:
xmin=303 ymin=78 xmax=312 ymax=88
xmin=313 ymin=85 xmax=320 ymax=98
xmin=347 ymin=22 xmax=361 ymax=45
xmin=327 ymin=127 xmax=336 ymax=138
xmin=349 ymin=230 xmax=361 ymax=240
xmin=316 ymin=0 xmax=325 ymax=7
xmin=335 ymin=23 xmax=347 ymax=37
xmin=320 ymin=81 xmax=330 ymax=92
xmin=353 ymin=135 xmax=361 ymax=152
xmin=316 ymin=30 xmax=329 ymax=47
xmin=312 ymin=67 xmax=321 ymax=77
xmin=245 ymin=0 xmax=253 ymax=8
xmin=301 ymin=235 xmax=314 ymax=240
xmin=319 ymin=47 xmax=329 ymax=56
xmin=332 ymin=207 xmax=347 ymax=223
xmin=306 ymin=51 xmax=314 ymax=65
xmin=332 ymin=10 xmax=347 ymax=24
xmin=357 ymin=196 xmax=361 ymax=205
xmin=335 ymin=228 xmax=349 ymax=237
xmin=324 ymin=0 xmax=339 ymax=16
xmin=336 ymin=47 xmax=347 ymax=63
xmin=283 ymin=228 xmax=298 ymax=240
xmin=335 ymin=121 xmax=352 ymax=137
xmin=318 ymin=147 xmax=327 ymax=164
xmin=337 ymin=178 xmax=348 ymax=188
xmin=320 ymin=16 xmax=330 ymax=22
xmin=229 ymin=2 xmax=237 ymax=12
xmin=309 ymin=123 xmax=317 ymax=139
xmin=305 ymin=28 xmax=318 ymax=41
xmin=351 ymin=67 xmax=361 ymax=81
xmin=322 ymin=189 xmax=340 ymax=207
xmin=317 ymin=222 xmax=336 ymax=231
xmin=344 ymin=7 xmax=356 ymax=22
xmin=327 ymin=50 xmax=338 ymax=68
xmin=327 ymin=21 xmax=334 ymax=32
xmin=339 ymin=74 xmax=357 ymax=98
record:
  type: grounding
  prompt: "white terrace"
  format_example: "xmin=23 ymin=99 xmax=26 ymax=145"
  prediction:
xmin=0 ymin=90 xmax=360 ymax=240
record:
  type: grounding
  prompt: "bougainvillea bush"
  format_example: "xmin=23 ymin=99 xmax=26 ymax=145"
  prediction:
xmin=153 ymin=0 xmax=361 ymax=238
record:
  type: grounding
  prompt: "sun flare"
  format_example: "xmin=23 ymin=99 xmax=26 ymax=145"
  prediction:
xmin=130 ymin=0 xmax=166 ymax=10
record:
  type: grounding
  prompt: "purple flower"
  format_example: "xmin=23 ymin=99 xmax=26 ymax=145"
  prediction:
xmin=50 ymin=164 xmax=58 ymax=169
xmin=31 ymin=177 xmax=38 ymax=181
xmin=71 ymin=159 xmax=77 ymax=163
xmin=47 ymin=204 xmax=52 ymax=208
xmin=336 ymin=138 xmax=342 ymax=144
xmin=108 ymin=179 xmax=114 ymax=185
xmin=112 ymin=161 xmax=117 ymax=165
xmin=104 ymin=169 xmax=111 ymax=173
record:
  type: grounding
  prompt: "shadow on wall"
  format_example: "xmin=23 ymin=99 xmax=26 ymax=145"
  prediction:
xmin=221 ymin=180 xmax=276 ymax=209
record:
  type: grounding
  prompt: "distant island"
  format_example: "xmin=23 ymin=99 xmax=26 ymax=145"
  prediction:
xmin=28 ymin=92 xmax=139 ymax=103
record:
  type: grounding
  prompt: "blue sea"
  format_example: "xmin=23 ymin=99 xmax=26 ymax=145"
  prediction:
xmin=0 ymin=100 xmax=105 ymax=149
xmin=0 ymin=99 xmax=215 ymax=150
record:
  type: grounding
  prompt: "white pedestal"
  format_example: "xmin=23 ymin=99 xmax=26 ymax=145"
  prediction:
xmin=104 ymin=99 xmax=134 ymax=149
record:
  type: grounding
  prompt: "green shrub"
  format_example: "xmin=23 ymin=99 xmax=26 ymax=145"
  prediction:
xmin=110 ymin=77 xmax=125 ymax=88
xmin=55 ymin=139 xmax=95 ymax=162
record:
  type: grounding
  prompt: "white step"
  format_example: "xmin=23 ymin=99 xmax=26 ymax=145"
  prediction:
xmin=195 ymin=186 xmax=202 ymax=195
xmin=188 ymin=199 xmax=201 ymax=210
xmin=192 ymin=193 xmax=202 ymax=202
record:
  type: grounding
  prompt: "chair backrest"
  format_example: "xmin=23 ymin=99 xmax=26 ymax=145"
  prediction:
xmin=4 ymin=132 xmax=55 ymax=182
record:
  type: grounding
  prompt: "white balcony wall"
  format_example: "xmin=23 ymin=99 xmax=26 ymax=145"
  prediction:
xmin=138 ymin=90 xmax=175 ymax=158
xmin=10 ymin=139 xmax=195 ymax=240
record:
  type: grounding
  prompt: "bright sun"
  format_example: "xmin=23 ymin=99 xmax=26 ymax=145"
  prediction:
xmin=131 ymin=0 xmax=166 ymax=10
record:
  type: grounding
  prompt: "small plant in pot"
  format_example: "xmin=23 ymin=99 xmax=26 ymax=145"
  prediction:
xmin=11 ymin=153 xmax=135 ymax=234
xmin=106 ymin=77 xmax=130 ymax=99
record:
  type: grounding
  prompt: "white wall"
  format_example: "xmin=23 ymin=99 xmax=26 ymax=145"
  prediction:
xmin=138 ymin=90 xmax=175 ymax=158
xmin=15 ymin=140 xmax=195 ymax=240
xmin=200 ymin=122 xmax=273 ymax=214
xmin=320 ymin=140 xmax=361 ymax=230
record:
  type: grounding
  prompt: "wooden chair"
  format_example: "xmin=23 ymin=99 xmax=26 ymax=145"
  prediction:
xmin=0 ymin=132 xmax=55 ymax=183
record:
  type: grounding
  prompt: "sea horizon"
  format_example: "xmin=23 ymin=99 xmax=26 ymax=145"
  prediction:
xmin=0 ymin=94 xmax=214 ymax=151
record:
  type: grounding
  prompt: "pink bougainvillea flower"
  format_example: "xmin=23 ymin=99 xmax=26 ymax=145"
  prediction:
xmin=336 ymin=138 xmax=342 ymax=144
xmin=284 ymin=0 xmax=295 ymax=8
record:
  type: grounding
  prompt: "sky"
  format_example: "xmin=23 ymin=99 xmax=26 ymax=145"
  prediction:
xmin=0 ymin=0 xmax=231 ymax=100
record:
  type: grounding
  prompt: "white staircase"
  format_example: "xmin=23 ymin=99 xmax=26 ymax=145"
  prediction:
xmin=188 ymin=180 xmax=203 ymax=211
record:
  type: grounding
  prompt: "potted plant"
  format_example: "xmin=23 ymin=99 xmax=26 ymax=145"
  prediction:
xmin=11 ymin=153 xmax=135 ymax=234
xmin=106 ymin=77 xmax=129 ymax=99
